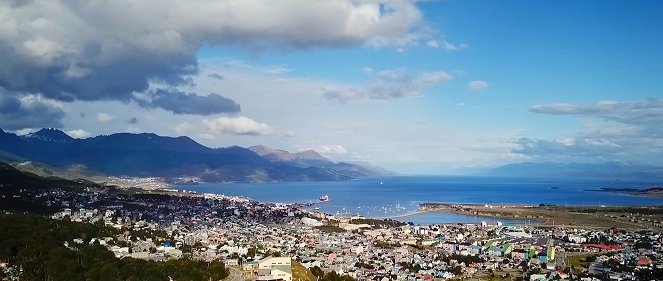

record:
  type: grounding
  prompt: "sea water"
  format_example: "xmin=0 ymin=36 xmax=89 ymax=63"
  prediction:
xmin=184 ymin=176 xmax=663 ymax=224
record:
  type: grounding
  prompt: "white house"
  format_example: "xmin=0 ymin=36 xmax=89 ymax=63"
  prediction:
xmin=256 ymin=256 xmax=292 ymax=281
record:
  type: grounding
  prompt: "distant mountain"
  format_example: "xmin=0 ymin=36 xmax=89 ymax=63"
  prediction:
xmin=249 ymin=145 xmax=396 ymax=179
xmin=23 ymin=128 xmax=74 ymax=144
xmin=333 ymin=161 xmax=396 ymax=178
xmin=487 ymin=162 xmax=663 ymax=179
xmin=249 ymin=145 xmax=335 ymax=168
xmin=0 ymin=128 xmax=390 ymax=182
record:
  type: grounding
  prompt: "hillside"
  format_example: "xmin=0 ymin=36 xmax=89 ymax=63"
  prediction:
xmin=0 ymin=128 xmax=390 ymax=182
xmin=0 ymin=162 xmax=93 ymax=190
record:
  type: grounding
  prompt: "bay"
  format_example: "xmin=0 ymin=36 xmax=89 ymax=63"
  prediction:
xmin=182 ymin=176 xmax=663 ymax=224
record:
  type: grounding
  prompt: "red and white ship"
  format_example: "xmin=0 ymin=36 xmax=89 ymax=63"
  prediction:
xmin=319 ymin=195 xmax=330 ymax=202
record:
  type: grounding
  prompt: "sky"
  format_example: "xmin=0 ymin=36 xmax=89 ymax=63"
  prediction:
xmin=1 ymin=0 xmax=662 ymax=174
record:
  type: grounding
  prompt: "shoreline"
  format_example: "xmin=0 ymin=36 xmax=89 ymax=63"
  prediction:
xmin=126 ymin=185 xmax=662 ymax=230
xmin=410 ymin=202 xmax=663 ymax=229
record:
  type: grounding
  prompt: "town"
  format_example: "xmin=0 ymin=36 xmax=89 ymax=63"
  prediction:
xmin=2 ymin=185 xmax=662 ymax=281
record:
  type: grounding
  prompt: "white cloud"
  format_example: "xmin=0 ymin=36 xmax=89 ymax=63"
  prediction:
xmin=199 ymin=133 xmax=215 ymax=140
xmin=126 ymin=126 xmax=142 ymax=133
xmin=0 ymin=90 xmax=65 ymax=130
xmin=530 ymin=99 xmax=663 ymax=126
xmin=0 ymin=0 xmax=440 ymax=121
xmin=468 ymin=80 xmax=488 ymax=92
xmin=66 ymin=129 xmax=90 ymax=139
xmin=284 ymin=130 xmax=296 ymax=137
xmin=264 ymin=65 xmax=290 ymax=74
xmin=310 ymin=145 xmax=349 ymax=155
xmin=203 ymin=116 xmax=273 ymax=136
xmin=14 ymin=128 xmax=35 ymax=136
xmin=361 ymin=67 xmax=374 ymax=74
xmin=515 ymin=99 xmax=663 ymax=163
xmin=173 ymin=122 xmax=192 ymax=135
xmin=415 ymin=71 xmax=453 ymax=84
xmin=426 ymin=40 xmax=468 ymax=52
xmin=322 ymin=88 xmax=365 ymax=103
xmin=97 ymin=112 xmax=115 ymax=123
xmin=323 ymin=69 xmax=453 ymax=102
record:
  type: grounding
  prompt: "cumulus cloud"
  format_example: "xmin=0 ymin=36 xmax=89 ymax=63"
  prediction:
xmin=468 ymin=80 xmax=488 ymax=92
xmin=139 ymin=89 xmax=241 ymax=115
xmin=66 ymin=129 xmax=90 ymax=139
xmin=0 ymin=88 xmax=65 ymax=130
xmin=203 ymin=116 xmax=272 ymax=136
xmin=323 ymin=69 xmax=453 ymax=102
xmin=97 ymin=112 xmax=115 ymax=123
xmin=0 ymin=0 xmax=434 ymax=116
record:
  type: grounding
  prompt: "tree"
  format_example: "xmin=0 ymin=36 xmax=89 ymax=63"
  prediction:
xmin=453 ymin=265 xmax=463 ymax=276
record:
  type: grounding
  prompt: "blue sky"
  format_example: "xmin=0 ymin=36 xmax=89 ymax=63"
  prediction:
xmin=1 ymin=0 xmax=663 ymax=173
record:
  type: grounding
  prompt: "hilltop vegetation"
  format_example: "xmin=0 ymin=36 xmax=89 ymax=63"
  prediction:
xmin=0 ymin=213 xmax=229 ymax=281
xmin=0 ymin=162 xmax=93 ymax=190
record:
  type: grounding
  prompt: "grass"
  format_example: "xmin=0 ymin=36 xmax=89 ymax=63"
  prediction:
xmin=567 ymin=253 xmax=597 ymax=274
xmin=292 ymin=261 xmax=316 ymax=281
xmin=566 ymin=253 xmax=597 ymax=274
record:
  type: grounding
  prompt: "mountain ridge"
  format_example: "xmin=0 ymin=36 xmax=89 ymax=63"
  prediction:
xmin=0 ymin=128 xmax=391 ymax=182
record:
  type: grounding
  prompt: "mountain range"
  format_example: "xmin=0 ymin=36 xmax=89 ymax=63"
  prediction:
xmin=0 ymin=128 xmax=392 ymax=182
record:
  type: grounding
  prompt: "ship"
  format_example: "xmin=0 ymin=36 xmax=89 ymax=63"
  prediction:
xmin=319 ymin=195 xmax=330 ymax=202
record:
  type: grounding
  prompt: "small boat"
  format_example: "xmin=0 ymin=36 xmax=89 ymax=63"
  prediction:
xmin=319 ymin=195 xmax=330 ymax=202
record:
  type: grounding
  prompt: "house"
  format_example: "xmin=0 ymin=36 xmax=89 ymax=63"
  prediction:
xmin=256 ymin=256 xmax=292 ymax=281
xmin=242 ymin=260 xmax=259 ymax=276
xmin=537 ymin=252 xmax=548 ymax=264
xmin=511 ymin=249 xmax=528 ymax=260
xmin=637 ymin=256 xmax=652 ymax=267
xmin=487 ymin=246 xmax=503 ymax=257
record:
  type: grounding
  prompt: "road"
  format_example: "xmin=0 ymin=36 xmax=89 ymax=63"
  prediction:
xmin=225 ymin=267 xmax=245 ymax=281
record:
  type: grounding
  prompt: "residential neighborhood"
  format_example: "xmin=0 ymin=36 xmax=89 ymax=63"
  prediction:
xmin=2 ymin=187 xmax=662 ymax=280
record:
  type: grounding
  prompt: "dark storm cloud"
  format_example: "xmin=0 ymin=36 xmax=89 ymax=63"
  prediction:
xmin=0 ymin=88 xmax=65 ymax=130
xmin=0 ymin=0 xmax=428 ymax=112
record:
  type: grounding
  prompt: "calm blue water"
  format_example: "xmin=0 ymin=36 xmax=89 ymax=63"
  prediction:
xmin=182 ymin=176 xmax=663 ymax=224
